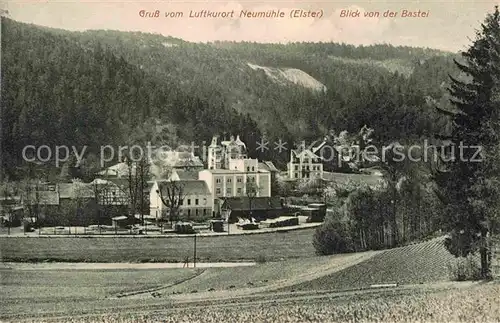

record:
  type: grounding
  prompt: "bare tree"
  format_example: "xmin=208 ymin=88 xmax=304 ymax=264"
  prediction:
xmin=157 ymin=180 xmax=186 ymax=224
xmin=125 ymin=153 xmax=150 ymax=223
xmin=246 ymin=180 xmax=260 ymax=220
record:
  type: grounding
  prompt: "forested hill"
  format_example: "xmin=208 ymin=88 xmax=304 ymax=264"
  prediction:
xmin=2 ymin=17 xmax=458 ymax=179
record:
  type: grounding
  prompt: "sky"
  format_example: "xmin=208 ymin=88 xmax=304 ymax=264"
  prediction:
xmin=2 ymin=0 xmax=500 ymax=52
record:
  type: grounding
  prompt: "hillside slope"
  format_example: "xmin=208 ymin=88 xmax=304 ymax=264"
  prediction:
xmin=2 ymin=17 xmax=459 ymax=177
xmin=247 ymin=63 xmax=327 ymax=92
xmin=283 ymin=237 xmax=456 ymax=292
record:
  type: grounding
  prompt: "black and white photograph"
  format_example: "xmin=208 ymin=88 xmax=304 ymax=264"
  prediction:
xmin=1 ymin=1 xmax=500 ymax=322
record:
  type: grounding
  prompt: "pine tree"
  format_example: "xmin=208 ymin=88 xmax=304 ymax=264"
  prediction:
xmin=434 ymin=6 xmax=500 ymax=278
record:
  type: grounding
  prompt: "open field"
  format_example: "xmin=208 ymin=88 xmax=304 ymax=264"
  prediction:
xmin=0 ymin=228 xmax=316 ymax=263
xmin=3 ymin=237 xmax=495 ymax=322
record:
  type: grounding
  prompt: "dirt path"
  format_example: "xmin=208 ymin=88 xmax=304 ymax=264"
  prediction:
xmin=1 ymin=262 xmax=256 ymax=270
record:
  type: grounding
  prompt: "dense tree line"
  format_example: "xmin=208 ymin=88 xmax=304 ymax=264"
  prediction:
xmin=1 ymin=17 xmax=459 ymax=179
xmin=1 ymin=18 xmax=262 ymax=179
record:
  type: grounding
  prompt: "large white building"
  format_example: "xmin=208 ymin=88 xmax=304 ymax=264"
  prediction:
xmin=198 ymin=161 xmax=271 ymax=215
xmin=287 ymin=139 xmax=326 ymax=179
xmin=200 ymin=135 xmax=276 ymax=215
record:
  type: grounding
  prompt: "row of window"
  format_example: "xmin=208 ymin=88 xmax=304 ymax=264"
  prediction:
xmin=215 ymin=187 xmax=243 ymax=195
xmin=215 ymin=176 xmax=256 ymax=184
xmin=294 ymin=172 xmax=320 ymax=178
xmin=292 ymin=158 xmax=320 ymax=163
xmin=294 ymin=165 xmax=321 ymax=171
xmin=180 ymin=198 xmax=200 ymax=206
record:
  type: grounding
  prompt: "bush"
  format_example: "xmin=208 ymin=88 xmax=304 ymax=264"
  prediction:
xmin=23 ymin=221 xmax=34 ymax=233
xmin=313 ymin=219 xmax=354 ymax=255
xmin=447 ymin=255 xmax=482 ymax=281
xmin=174 ymin=222 xmax=195 ymax=234
xmin=255 ymin=254 xmax=267 ymax=264
xmin=266 ymin=217 xmax=299 ymax=228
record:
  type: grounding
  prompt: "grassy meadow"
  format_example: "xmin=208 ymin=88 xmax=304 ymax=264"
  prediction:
xmin=0 ymin=228 xmax=316 ymax=263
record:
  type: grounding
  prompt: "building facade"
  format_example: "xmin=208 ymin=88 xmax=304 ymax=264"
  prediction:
xmin=149 ymin=180 xmax=213 ymax=221
xmin=199 ymin=162 xmax=271 ymax=215
xmin=287 ymin=139 xmax=326 ymax=180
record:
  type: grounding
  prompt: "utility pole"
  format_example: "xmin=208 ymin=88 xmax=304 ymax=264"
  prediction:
xmin=193 ymin=233 xmax=197 ymax=268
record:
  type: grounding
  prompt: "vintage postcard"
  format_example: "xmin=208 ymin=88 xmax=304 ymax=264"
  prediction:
xmin=1 ymin=0 xmax=500 ymax=322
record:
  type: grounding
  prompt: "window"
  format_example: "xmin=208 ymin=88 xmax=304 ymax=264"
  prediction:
xmin=203 ymin=209 xmax=207 ymax=216
xmin=196 ymin=209 xmax=199 ymax=216
xmin=226 ymin=188 xmax=232 ymax=195
xmin=187 ymin=199 xmax=191 ymax=205
xmin=237 ymin=177 xmax=243 ymax=183
xmin=237 ymin=188 xmax=242 ymax=194
xmin=251 ymin=166 xmax=255 ymax=171
xmin=195 ymin=199 xmax=199 ymax=205
xmin=295 ymin=165 xmax=298 ymax=171
xmin=188 ymin=209 xmax=191 ymax=217
xmin=216 ymin=188 xmax=221 ymax=194
xmin=227 ymin=178 xmax=232 ymax=183
xmin=216 ymin=178 xmax=221 ymax=184
xmin=180 ymin=199 xmax=184 ymax=205
xmin=295 ymin=173 xmax=298 ymax=178
xmin=247 ymin=167 xmax=250 ymax=171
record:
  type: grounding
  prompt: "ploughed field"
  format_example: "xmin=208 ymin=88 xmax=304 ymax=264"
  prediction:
xmin=0 ymin=228 xmax=316 ymax=263
xmin=283 ymin=237 xmax=458 ymax=292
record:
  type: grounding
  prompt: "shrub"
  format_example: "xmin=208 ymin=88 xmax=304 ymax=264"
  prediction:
xmin=23 ymin=221 xmax=34 ymax=233
xmin=313 ymin=219 xmax=354 ymax=255
xmin=255 ymin=254 xmax=267 ymax=264
xmin=447 ymin=255 xmax=482 ymax=281
xmin=174 ymin=222 xmax=195 ymax=234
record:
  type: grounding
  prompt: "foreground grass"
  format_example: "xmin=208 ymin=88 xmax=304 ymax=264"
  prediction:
xmin=0 ymin=228 xmax=315 ymax=262
xmin=20 ymin=282 xmax=500 ymax=323
xmin=0 ymin=269 xmax=199 ymax=304
xmin=0 ymin=252 xmax=374 ymax=317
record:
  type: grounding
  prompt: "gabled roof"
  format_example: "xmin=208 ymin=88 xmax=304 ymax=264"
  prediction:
xmin=221 ymin=196 xmax=283 ymax=211
xmin=259 ymin=161 xmax=279 ymax=172
xmin=58 ymin=183 xmax=94 ymax=199
xmin=291 ymin=148 xmax=321 ymax=160
xmin=170 ymin=169 xmax=199 ymax=181
xmin=158 ymin=180 xmax=210 ymax=196
xmin=97 ymin=162 xmax=131 ymax=177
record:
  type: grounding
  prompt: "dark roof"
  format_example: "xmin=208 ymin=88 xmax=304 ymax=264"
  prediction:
xmin=221 ymin=197 xmax=283 ymax=211
xmin=174 ymin=170 xmax=198 ymax=180
xmin=158 ymin=180 xmax=210 ymax=195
